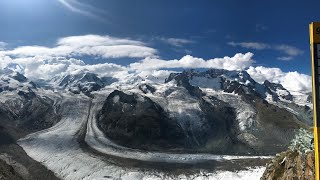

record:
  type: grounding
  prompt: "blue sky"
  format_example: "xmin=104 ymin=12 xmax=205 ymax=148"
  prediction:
xmin=1 ymin=0 xmax=319 ymax=74
xmin=0 ymin=0 xmax=319 ymax=92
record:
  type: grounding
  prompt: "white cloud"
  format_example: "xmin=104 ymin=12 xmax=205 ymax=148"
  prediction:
xmin=0 ymin=35 xmax=157 ymax=59
xmin=277 ymin=56 xmax=293 ymax=61
xmin=136 ymin=70 xmax=177 ymax=83
xmin=228 ymin=41 xmax=304 ymax=60
xmin=57 ymin=35 xmax=144 ymax=47
xmin=228 ymin=42 xmax=270 ymax=50
xmin=159 ymin=37 xmax=194 ymax=47
xmin=0 ymin=35 xmax=156 ymax=80
xmin=66 ymin=62 xmax=127 ymax=77
xmin=274 ymin=45 xmax=304 ymax=56
xmin=0 ymin=55 xmax=127 ymax=80
xmin=130 ymin=52 xmax=255 ymax=71
xmin=247 ymin=66 xmax=311 ymax=93
xmin=58 ymin=0 xmax=106 ymax=21
xmin=0 ymin=35 xmax=310 ymax=94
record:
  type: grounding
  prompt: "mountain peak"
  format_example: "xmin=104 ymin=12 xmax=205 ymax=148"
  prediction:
xmin=164 ymin=68 xmax=296 ymax=103
xmin=264 ymin=80 xmax=293 ymax=101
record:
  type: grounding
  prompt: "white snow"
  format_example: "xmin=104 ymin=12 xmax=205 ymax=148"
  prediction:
xmin=276 ymin=89 xmax=290 ymax=97
xmin=1 ymin=68 xmax=310 ymax=179
xmin=86 ymin=96 xmax=271 ymax=163
xmin=112 ymin=95 xmax=120 ymax=103
xmin=204 ymin=89 xmax=256 ymax=131
xmin=17 ymin=90 xmax=270 ymax=180
xmin=291 ymin=91 xmax=312 ymax=108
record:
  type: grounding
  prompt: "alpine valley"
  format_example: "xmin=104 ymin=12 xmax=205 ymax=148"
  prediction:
xmin=0 ymin=68 xmax=313 ymax=180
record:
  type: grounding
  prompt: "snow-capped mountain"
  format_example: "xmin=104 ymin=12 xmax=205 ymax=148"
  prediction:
xmin=0 ymin=68 xmax=313 ymax=180
xmin=51 ymin=71 xmax=117 ymax=95
xmin=92 ymin=69 xmax=311 ymax=155
xmin=0 ymin=70 xmax=37 ymax=99
xmin=165 ymin=69 xmax=296 ymax=102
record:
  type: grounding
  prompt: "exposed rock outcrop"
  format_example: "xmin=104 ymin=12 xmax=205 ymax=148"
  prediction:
xmin=97 ymin=90 xmax=250 ymax=153
xmin=97 ymin=90 xmax=186 ymax=150
xmin=261 ymin=129 xmax=315 ymax=180
xmin=261 ymin=150 xmax=314 ymax=180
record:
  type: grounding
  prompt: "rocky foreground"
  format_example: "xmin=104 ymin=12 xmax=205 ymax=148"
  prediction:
xmin=261 ymin=150 xmax=314 ymax=180
xmin=261 ymin=129 xmax=315 ymax=180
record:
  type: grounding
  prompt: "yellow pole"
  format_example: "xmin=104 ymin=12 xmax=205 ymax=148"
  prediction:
xmin=310 ymin=22 xmax=320 ymax=180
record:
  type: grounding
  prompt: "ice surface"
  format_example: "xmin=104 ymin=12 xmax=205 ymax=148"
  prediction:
xmin=17 ymin=90 xmax=269 ymax=180
xmin=8 ymin=69 xmax=312 ymax=179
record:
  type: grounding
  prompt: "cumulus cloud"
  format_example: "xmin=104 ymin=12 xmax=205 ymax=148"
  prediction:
xmin=247 ymin=66 xmax=311 ymax=93
xmin=0 ymin=55 xmax=126 ymax=80
xmin=228 ymin=41 xmax=304 ymax=60
xmin=0 ymin=34 xmax=310 ymax=94
xmin=158 ymin=37 xmax=194 ymax=47
xmin=0 ymin=35 xmax=157 ymax=59
xmin=130 ymin=52 xmax=255 ymax=71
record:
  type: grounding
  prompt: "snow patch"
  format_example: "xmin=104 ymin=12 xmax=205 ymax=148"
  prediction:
xmin=113 ymin=95 xmax=120 ymax=103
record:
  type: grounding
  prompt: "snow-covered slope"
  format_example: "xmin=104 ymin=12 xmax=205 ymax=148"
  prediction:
xmin=51 ymin=71 xmax=117 ymax=95
xmin=0 ymin=68 xmax=312 ymax=180
xmin=0 ymin=69 xmax=36 ymax=94
xmin=165 ymin=69 xmax=295 ymax=102
xmin=17 ymin=91 xmax=269 ymax=180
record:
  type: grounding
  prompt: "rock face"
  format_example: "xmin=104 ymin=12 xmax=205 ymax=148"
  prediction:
xmin=96 ymin=69 xmax=311 ymax=154
xmin=261 ymin=129 xmax=315 ymax=180
xmin=138 ymin=84 xmax=156 ymax=94
xmin=97 ymin=90 xmax=248 ymax=153
xmin=198 ymin=96 xmax=252 ymax=153
xmin=56 ymin=72 xmax=104 ymax=94
xmin=0 ymin=71 xmax=36 ymax=93
xmin=264 ymin=80 xmax=293 ymax=101
xmin=0 ymin=71 xmax=62 ymax=180
xmin=260 ymin=150 xmax=315 ymax=180
xmin=0 ymin=95 xmax=61 ymax=136
xmin=165 ymin=70 xmax=204 ymax=98
xmin=163 ymin=69 xmax=308 ymax=154
xmin=97 ymin=90 xmax=186 ymax=150
xmin=165 ymin=69 xmax=295 ymax=102
xmin=0 ymin=71 xmax=61 ymax=134
xmin=0 ymin=158 xmax=23 ymax=180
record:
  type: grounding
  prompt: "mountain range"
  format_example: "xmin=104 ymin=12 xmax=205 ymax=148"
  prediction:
xmin=0 ymin=68 xmax=313 ymax=179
